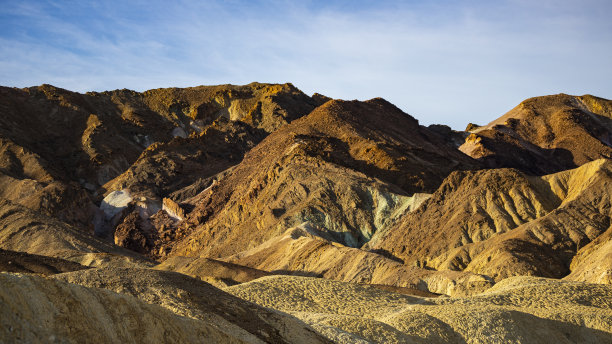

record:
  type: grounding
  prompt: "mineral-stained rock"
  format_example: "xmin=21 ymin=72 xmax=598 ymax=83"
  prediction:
xmin=114 ymin=211 xmax=151 ymax=253
xmin=112 ymin=205 xmax=183 ymax=260
xmin=168 ymin=98 xmax=478 ymax=259
xmin=163 ymin=197 xmax=185 ymax=220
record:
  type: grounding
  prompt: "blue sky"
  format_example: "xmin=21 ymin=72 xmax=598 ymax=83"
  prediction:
xmin=1 ymin=0 xmax=611 ymax=129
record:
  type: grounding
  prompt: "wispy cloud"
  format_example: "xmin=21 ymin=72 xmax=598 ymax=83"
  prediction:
xmin=0 ymin=0 xmax=610 ymax=129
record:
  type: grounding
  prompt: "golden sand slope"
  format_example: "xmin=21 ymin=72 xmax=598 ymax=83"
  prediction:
xmin=226 ymin=275 xmax=612 ymax=343
xmin=0 ymin=273 xmax=252 ymax=343
xmin=52 ymin=267 xmax=331 ymax=344
xmin=566 ymin=225 xmax=612 ymax=284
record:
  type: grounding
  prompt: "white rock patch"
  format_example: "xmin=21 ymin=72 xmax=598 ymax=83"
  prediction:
xmin=100 ymin=189 xmax=132 ymax=219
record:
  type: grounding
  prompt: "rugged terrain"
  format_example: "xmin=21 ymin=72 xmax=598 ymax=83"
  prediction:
xmin=1 ymin=83 xmax=611 ymax=343
xmin=169 ymin=98 xmax=479 ymax=259
xmin=368 ymin=159 xmax=612 ymax=283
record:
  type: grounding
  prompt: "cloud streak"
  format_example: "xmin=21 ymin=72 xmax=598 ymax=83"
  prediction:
xmin=0 ymin=0 xmax=610 ymax=129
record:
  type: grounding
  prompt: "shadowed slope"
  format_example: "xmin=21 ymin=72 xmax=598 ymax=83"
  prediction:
xmin=0 ymin=249 xmax=88 ymax=275
xmin=154 ymin=256 xmax=271 ymax=287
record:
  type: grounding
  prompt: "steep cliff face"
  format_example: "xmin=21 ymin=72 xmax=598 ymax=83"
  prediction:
xmin=460 ymin=94 xmax=612 ymax=174
xmin=168 ymin=98 xmax=479 ymax=259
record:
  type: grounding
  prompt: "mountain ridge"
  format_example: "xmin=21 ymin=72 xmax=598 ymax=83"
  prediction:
xmin=1 ymin=83 xmax=611 ymax=343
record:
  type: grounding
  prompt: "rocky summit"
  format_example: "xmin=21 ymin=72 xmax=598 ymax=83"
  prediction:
xmin=1 ymin=83 xmax=611 ymax=343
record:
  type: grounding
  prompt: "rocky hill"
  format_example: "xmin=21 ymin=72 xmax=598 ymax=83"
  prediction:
xmin=167 ymin=98 xmax=479 ymax=259
xmin=368 ymin=159 xmax=612 ymax=283
xmin=1 ymin=84 xmax=611 ymax=343
xmin=460 ymin=94 xmax=612 ymax=174
xmin=0 ymin=83 xmax=319 ymax=231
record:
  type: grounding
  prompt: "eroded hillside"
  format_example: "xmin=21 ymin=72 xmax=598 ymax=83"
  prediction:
xmin=1 ymin=85 xmax=611 ymax=343
xmin=460 ymin=94 xmax=612 ymax=174
xmin=167 ymin=98 xmax=479 ymax=259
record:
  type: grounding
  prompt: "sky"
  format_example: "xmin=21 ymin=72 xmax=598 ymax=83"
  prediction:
xmin=0 ymin=0 xmax=611 ymax=129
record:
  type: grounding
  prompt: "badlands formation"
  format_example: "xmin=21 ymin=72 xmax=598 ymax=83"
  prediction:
xmin=0 ymin=83 xmax=611 ymax=343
